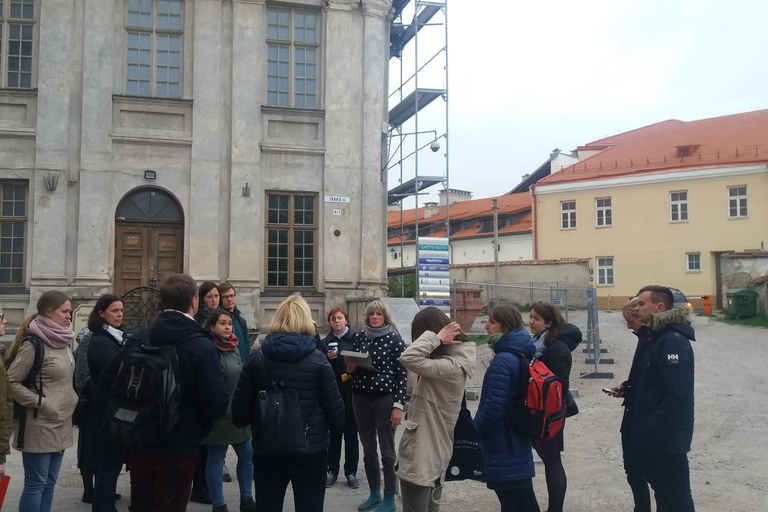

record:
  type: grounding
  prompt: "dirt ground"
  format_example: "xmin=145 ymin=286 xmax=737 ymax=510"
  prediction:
xmin=437 ymin=311 xmax=768 ymax=512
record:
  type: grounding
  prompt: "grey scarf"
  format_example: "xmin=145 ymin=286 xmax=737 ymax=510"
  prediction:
xmin=364 ymin=323 xmax=391 ymax=340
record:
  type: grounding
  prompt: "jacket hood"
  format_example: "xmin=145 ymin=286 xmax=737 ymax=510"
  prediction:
xmin=558 ymin=323 xmax=583 ymax=352
xmin=148 ymin=311 xmax=210 ymax=346
xmin=493 ymin=328 xmax=536 ymax=357
xmin=648 ymin=306 xmax=695 ymax=341
xmin=262 ymin=332 xmax=318 ymax=363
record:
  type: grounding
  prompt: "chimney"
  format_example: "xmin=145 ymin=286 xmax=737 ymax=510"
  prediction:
xmin=423 ymin=202 xmax=440 ymax=218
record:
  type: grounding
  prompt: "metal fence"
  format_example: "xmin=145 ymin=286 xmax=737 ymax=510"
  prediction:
xmin=450 ymin=280 xmax=606 ymax=376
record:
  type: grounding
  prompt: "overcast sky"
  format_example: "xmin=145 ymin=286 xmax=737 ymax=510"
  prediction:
xmin=387 ymin=0 xmax=768 ymax=206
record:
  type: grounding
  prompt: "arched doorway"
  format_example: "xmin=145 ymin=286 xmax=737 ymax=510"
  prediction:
xmin=114 ymin=187 xmax=184 ymax=296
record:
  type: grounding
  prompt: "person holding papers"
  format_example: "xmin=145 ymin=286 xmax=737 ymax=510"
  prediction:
xmin=346 ymin=300 xmax=407 ymax=512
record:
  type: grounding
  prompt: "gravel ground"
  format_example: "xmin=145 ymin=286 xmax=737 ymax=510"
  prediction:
xmin=439 ymin=310 xmax=768 ymax=511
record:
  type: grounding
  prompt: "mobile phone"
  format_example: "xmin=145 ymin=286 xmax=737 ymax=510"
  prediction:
xmin=602 ymin=388 xmax=617 ymax=395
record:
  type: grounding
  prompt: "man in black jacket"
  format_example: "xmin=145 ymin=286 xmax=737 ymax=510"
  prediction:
xmin=101 ymin=273 xmax=229 ymax=511
xmin=610 ymin=285 xmax=696 ymax=512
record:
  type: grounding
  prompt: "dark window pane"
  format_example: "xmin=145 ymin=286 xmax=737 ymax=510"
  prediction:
xmin=304 ymin=211 xmax=313 ymax=224
xmin=278 ymin=210 xmax=288 ymax=224
xmin=14 ymin=201 xmax=25 ymax=216
xmin=0 ymin=269 xmax=9 ymax=283
xmin=2 ymin=204 xmax=12 ymax=216
xmin=12 ymin=222 xmax=23 ymax=237
xmin=294 ymin=260 xmax=303 ymax=272
xmin=268 ymin=230 xmax=277 ymax=244
xmin=305 ymin=273 xmax=313 ymax=287
xmin=0 ymin=238 xmax=10 ymax=252
xmin=304 ymin=245 xmax=313 ymax=258
xmin=278 ymin=259 xmax=287 ymax=272
xmin=278 ymin=274 xmax=287 ymax=287
xmin=268 ymin=259 xmax=276 ymax=271
xmin=278 ymin=245 xmax=287 ymax=258
xmin=268 ymin=210 xmax=277 ymax=224
xmin=268 ymin=274 xmax=276 ymax=286
xmin=269 ymin=195 xmax=278 ymax=209
xmin=294 ymin=274 xmax=303 ymax=287
xmin=12 ymin=254 xmax=22 ymax=267
xmin=0 ymin=255 xmax=10 ymax=267
xmin=278 ymin=230 xmax=288 ymax=243
xmin=2 ymin=188 xmax=12 ymax=201
xmin=279 ymin=195 xmax=288 ymax=209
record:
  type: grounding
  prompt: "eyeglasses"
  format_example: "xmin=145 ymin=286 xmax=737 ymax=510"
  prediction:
xmin=0 ymin=313 xmax=4 ymax=321
xmin=221 ymin=294 xmax=236 ymax=300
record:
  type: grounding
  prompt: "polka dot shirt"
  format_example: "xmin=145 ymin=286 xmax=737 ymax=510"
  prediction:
xmin=351 ymin=330 xmax=408 ymax=406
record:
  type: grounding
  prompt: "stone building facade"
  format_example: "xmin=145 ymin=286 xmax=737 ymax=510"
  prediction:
xmin=0 ymin=0 xmax=393 ymax=330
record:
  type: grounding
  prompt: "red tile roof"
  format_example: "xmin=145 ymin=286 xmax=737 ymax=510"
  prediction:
xmin=450 ymin=257 xmax=590 ymax=268
xmin=535 ymin=109 xmax=768 ymax=186
xmin=387 ymin=193 xmax=532 ymax=228
xmin=387 ymin=212 xmax=533 ymax=246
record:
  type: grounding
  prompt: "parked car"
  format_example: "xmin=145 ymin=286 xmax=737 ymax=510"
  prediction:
xmin=634 ymin=287 xmax=693 ymax=313
xmin=669 ymin=287 xmax=694 ymax=312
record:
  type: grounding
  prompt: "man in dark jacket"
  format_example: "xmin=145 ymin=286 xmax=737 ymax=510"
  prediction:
xmin=101 ymin=273 xmax=229 ymax=511
xmin=218 ymin=282 xmax=250 ymax=363
xmin=610 ymin=285 xmax=696 ymax=512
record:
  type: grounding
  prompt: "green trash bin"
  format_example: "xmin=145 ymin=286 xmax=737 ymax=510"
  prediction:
xmin=726 ymin=288 xmax=759 ymax=318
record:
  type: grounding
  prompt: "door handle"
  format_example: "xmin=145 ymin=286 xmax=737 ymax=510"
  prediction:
xmin=149 ymin=278 xmax=158 ymax=287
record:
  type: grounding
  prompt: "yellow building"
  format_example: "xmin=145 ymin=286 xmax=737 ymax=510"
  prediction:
xmin=532 ymin=110 xmax=768 ymax=309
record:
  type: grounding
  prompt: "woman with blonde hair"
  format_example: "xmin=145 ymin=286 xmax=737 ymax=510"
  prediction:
xmin=347 ymin=299 xmax=408 ymax=512
xmin=622 ymin=297 xmax=644 ymax=334
xmin=7 ymin=290 xmax=78 ymax=512
xmin=232 ymin=295 xmax=344 ymax=512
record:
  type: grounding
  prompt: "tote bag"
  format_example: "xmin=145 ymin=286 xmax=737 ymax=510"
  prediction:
xmin=445 ymin=394 xmax=485 ymax=482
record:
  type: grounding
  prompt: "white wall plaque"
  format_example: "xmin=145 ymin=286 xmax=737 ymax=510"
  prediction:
xmin=325 ymin=195 xmax=350 ymax=203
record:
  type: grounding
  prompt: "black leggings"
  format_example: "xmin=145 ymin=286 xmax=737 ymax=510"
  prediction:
xmin=494 ymin=487 xmax=540 ymax=512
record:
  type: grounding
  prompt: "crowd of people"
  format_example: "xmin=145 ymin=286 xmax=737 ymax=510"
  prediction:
xmin=0 ymin=278 xmax=696 ymax=512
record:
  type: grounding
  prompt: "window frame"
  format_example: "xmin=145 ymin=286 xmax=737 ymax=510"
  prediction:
xmin=264 ymin=191 xmax=318 ymax=290
xmin=686 ymin=252 xmax=701 ymax=273
xmin=266 ymin=6 xmax=320 ymax=109
xmin=560 ymin=201 xmax=576 ymax=230
xmin=0 ymin=0 xmax=38 ymax=90
xmin=124 ymin=0 xmax=183 ymax=99
xmin=595 ymin=197 xmax=612 ymax=227
xmin=727 ymin=185 xmax=748 ymax=219
xmin=670 ymin=190 xmax=688 ymax=223
xmin=596 ymin=257 xmax=614 ymax=286
xmin=0 ymin=180 xmax=28 ymax=288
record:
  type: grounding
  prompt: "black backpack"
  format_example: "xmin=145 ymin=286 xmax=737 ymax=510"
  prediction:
xmin=106 ymin=335 xmax=193 ymax=448
xmin=252 ymin=353 xmax=318 ymax=455
xmin=4 ymin=335 xmax=45 ymax=449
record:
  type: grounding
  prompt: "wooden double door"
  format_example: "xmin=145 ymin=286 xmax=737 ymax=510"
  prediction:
xmin=114 ymin=223 xmax=183 ymax=296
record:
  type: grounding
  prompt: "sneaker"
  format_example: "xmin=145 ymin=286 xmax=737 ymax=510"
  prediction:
xmin=190 ymin=487 xmax=213 ymax=505
xmin=223 ymin=464 xmax=232 ymax=483
xmin=326 ymin=471 xmax=338 ymax=487
xmin=240 ymin=497 xmax=257 ymax=512
xmin=212 ymin=504 xmax=229 ymax=512
xmin=346 ymin=474 xmax=360 ymax=488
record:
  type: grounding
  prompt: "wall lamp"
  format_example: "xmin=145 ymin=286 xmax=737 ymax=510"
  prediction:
xmin=144 ymin=169 xmax=157 ymax=180
xmin=389 ymin=247 xmax=399 ymax=259
xmin=43 ymin=173 xmax=59 ymax=192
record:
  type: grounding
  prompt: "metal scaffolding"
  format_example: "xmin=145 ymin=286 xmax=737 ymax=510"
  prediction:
xmin=386 ymin=0 xmax=449 ymax=300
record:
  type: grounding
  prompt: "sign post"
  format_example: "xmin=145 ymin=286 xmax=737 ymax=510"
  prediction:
xmin=418 ymin=237 xmax=450 ymax=313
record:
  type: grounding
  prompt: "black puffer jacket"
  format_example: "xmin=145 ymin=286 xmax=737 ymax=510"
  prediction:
xmin=232 ymin=332 xmax=345 ymax=454
xmin=537 ymin=323 xmax=581 ymax=398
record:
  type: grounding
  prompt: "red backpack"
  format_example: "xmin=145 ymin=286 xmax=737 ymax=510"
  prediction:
xmin=498 ymin=350 xmax=564 ymax=450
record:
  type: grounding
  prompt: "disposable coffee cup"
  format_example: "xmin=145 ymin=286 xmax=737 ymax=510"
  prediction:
xmin=328 ymin=341 xmax=339 ymax=355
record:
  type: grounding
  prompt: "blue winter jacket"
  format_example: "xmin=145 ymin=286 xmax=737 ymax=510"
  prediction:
xmin=474 ymin=328 xmax=536 ymax=483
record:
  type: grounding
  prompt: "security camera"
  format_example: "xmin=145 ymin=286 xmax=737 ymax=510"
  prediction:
xmin=430 ymin=140 xmax=441 ymax=152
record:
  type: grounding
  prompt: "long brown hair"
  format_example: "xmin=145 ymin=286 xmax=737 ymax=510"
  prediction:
xmin=411 ymin=307 xmax=469 ymax=343
xmin=530 ymin=301 xmax=565 ymax=345
xmin=8 ymin=290 xmax=71 ymax=360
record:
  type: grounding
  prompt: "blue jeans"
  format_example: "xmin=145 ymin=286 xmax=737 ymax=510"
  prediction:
xmin=19 ymin=450 xmax=65 ymax=512
xmin=206 ymin=439 xmax=254 ymax=506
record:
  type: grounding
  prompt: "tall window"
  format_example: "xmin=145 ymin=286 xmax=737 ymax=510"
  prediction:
xmin=728 ymin=186 xmax=747 ymax=218
xmin=595 ymin=197 xmax=612 ymax=227
xmin=267 ymin=7 xmax=318 ymax=108
xmin=126 ymin=0 xmax=182 ymax=98
xmin=561 ymin=201 xmax=576 ymax=230
xmin=266 ymin=193 xmax=317 ymax=288
xmin=670 ymin=191 xmax=688 ymax=222
xmin=687 ymin=253 xmax=701 ymax=272
xmin=0 ymin=182 xmax=27 ymax=286
xmin=597 ymin=257 xmax=613 ymax=286
xmin=0 ymin=0 xmax=35 ymax=89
